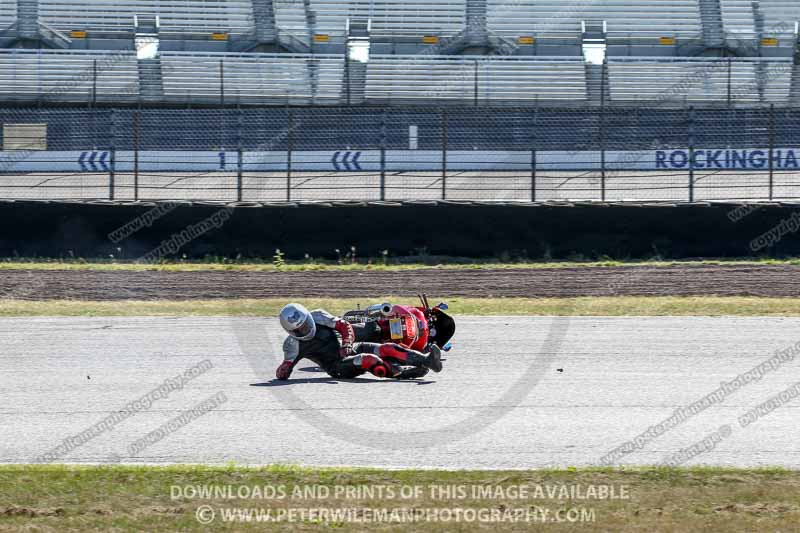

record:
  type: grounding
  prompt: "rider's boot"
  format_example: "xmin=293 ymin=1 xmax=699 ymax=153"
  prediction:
xmin=425 ymin=344 xmax=443 ymax=373
xmin=393 ymin=366 xmax=430 ymax=379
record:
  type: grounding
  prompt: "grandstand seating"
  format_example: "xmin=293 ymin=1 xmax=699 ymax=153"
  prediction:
xmin=721 ymin=1 xmax=800 ymax=37
xmin=607 ymin=57 xmax=793 ymax=103
xmin=758 ymin=1 xmax=800 ymax=28
xmin=365 ymin=56 xmax=587 ymax=102
xmin=161 ymin=53 xmax=585 ymax=104
xmin=720 ymin=0 xmax=758 ymax=36
xmin=0 ymin=0 xmax=16 ymax=30
xmin=37 ymin=0 xmax=255 ymax=36
xmin=487 ymin=0 xmax=703 ymax=37
xmin=0 ymin=0 xmax=798 ymax=107
xmin=273 ymin=0 xmax=311 ymax=48
xmin=1 ymin=0 xmax=796 ymax=46
xmin=1 ymin=49 xmax=795 ymax=105
xmin=160 ymin=52 xmax=344 ymax=104
xmin=309 ymin=0 xmax=466 ymax=37
xmin=27 ymin=0 xmax=470 ymax=41
xmin=26 ymin=0 xmax=718 ymax=41
xmin=272 ymin=0 xmax=468 ymax=52
xmin=0 ymin=49 xmax=139 ymax=102
xmin=0 ymin=0 xmax=796 ymax=43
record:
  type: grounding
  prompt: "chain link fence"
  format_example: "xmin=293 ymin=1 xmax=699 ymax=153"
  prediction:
xmin=0 ymin=105 xmax=799 ymax=202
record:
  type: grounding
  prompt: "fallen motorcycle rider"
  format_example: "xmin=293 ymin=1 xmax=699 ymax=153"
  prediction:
xmin=275 ymin=303 xmax=442 ymax=381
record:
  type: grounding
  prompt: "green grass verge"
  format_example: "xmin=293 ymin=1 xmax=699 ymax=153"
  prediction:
xmin=3 ymin=257 xmax=800 ymax=272
xmin=3 ymin=297 xmax=800 ymax=317
xmin=0 ymin=465 xmax=797 ymax=531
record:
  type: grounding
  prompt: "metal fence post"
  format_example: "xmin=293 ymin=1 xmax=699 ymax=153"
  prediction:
xmin=769 ymin=103 xmax=775 ymax=200
xmin=287 ymin=107 xmax=293 ymax=201
xmin=345 ymin=57 xmax=351 ymax=105
xmin=600 ymin=74 xmax=606 ymax=201
xmin=380 ymin=107 xmax=387 ymax=200
xmin=219 ymin=60 xmax=225 ymax=106
xmin=474 ymin=60 xmax=479 ymax=107
xmin=688 ymin=106 xmax=695 ymax=202
xmin=442 ymin=108 xmax=448 ymax=200
xmin=92 ymin=59 xmax=97 ymax=107
xmin=109 ymin=108 xmax=115 ymax=200
xmin=237 ymin=106 xmax=243 ymax=202
xmin=726 ymin=58 xmax=732 ymax=107
xmin=133 ymin=108 xmax=140 ymax=201
xmin=531 ymin=107 xmax=537 ymax=202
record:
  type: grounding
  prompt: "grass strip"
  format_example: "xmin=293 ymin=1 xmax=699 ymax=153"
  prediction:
xmin=2 ymin=296 xmax=800 ymax=317
xmin=0 ymin=465 xmax=797 ymax=531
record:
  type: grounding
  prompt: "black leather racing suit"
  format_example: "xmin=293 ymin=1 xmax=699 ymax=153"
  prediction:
xmin=280 ymin=309 xmax=431 ymax=379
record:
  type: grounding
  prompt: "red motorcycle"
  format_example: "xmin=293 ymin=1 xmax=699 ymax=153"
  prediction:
xmin=343 ymin=294 xmax=455 ymax=355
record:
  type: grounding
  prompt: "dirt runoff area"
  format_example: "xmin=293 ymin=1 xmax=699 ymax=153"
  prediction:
xmin=2 ymin=264 xmax=800 ymax=300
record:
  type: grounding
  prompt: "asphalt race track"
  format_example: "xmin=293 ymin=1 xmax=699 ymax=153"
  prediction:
xmin=1 ymin=315 xmax=798 ymax=469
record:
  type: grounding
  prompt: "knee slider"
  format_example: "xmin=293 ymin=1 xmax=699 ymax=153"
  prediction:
xmin=356 ymin=353 xmax=391 ymax=377
xmin=354 ymin=353 xmax=380 ymax=369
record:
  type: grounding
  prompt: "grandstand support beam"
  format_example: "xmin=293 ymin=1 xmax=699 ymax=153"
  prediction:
xmin=237 ymin=107 xmax=244 ymax=202
xmin=698 ymin=0 xmax=725 ymax=49
xmin=344 ymin=56 xmax=350 ymax=105
xmin=231 ymin=0 xmax=283 ymax=52
xmin=252 ymin=0 xmax=277 ymax=44
xmin=473 ymin=61 xmax=479 ymax=106
xmin=302 ymin=0 xmax=316 ymax=54
xmin=790 ymin=63 xmax=800 ymax=105
xmin=308 ymin=59 xmax=319 ymax=105
xmin=795 ymin=33 xmax=800 ymax=66
xmin=425 ymin=0 xmax=517 ymax=55
xmin=133 ymin=110 xmax=140 ymax=201
xmin=287 ymin=108 xmax=294 ymax=202
xmin=599 ymin=108 xmax=605 ymax=202
xmin=465 ymin=0 xmax=488 ymax=47
xmin=752 ymin=6 xmax=767 ymax=101
xmin=769 ymin=103 xmax=775 ymax=201
xmin=109 ymin=109 xmax=116 ymax=201
xmin=91 ymin=60 xmax=97 ymax=106
xmin=6 ymin=0 xmax=71 ymax=50
xmin=599 ymin=62 xmax=607 ymax=202
xmin=342 ymin=58 xmax=367 ymax=105
xmin=380 ymin=109 xmax=387 ymax=201
xmin=137 ymin=58 xmax=165 ymax=101
xmin=442 ymin=109 xmax=448 ymax=200
xmin=530 ymin=108 xmax=537 ymax=203
xmin=17 ymin=0 xmax=39 ymax=39
xmin=728 ymin=58 xmax=733 ymax=107
xmin=220 ymin=60 xmax=225 ymax=106
xmin=688 ymin=106 xmax=695 ymax=203
xmin=585 ymin=62 xmax=606 ymax=106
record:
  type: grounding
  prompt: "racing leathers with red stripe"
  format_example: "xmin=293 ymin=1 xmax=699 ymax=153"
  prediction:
xmin=275 ymin=309 xmax=441 ymax=380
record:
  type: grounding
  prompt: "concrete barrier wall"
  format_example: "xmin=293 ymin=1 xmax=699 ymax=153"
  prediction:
xmin=4 ymin=149 xmax=800 ymax=172
xmin=1 ymin=201 xmax=799 ymax=260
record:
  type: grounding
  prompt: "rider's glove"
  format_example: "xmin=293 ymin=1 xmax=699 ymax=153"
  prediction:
xmin=276 ymin=360 xmax=294 ymax=380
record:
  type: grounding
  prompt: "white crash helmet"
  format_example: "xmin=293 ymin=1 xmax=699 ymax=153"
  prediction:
xmin=279 ymin=303 xmax=316 ymax=341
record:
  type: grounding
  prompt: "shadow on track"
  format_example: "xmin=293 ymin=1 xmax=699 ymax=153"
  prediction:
xmin=250 ymin=377 xmax=435 ymax=387
xmin=250 ymin=365 xmax=436 ymax=386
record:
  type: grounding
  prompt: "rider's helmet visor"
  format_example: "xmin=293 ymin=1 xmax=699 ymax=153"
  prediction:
xmin=290 ymin=316 xmax=314 ymax=338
